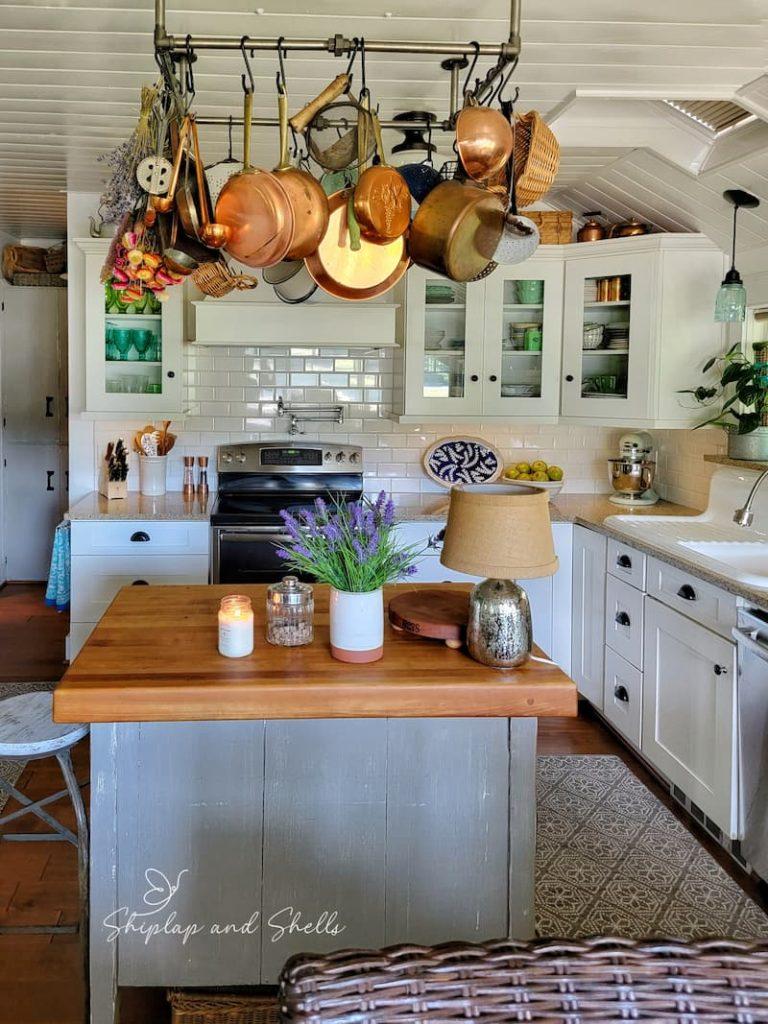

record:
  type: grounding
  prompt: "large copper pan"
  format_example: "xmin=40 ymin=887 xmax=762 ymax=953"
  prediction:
xmin=305 ymin=188 xmax=409 ymax=301
xmin=455 ymin=101 xmax=514 ymax=183
xmin=215 ymin=91 xmax=294 ymax=268
xmin=409 ymin=179 xmax=505 ymax=282
xmin=273 ymin=89 xmax=330 ymax=260
xmin=353 ymin=111 xmax=411 ymax=243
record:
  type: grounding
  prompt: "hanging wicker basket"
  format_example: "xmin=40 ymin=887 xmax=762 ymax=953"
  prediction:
xmin=192 ymin=260 xmax=259 ymax=298
xmin=513 ymin=111 xmax=560 ymax=209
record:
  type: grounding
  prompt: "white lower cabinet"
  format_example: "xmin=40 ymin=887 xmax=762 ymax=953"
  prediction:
xmin=603 ymin=647 xmax=643 ymax=749
xmin=642 ymin=596 xmax=738 ymax=837
xmin=571 ymin=525 xmax=607 ymax=708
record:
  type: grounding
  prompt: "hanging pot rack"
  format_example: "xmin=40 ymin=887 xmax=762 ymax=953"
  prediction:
xmin=153 ymin=0 xmax=522 ymax=131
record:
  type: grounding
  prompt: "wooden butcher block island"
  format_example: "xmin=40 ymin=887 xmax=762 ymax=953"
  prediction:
xmin=55 ymin=584 xmax=576 ymax=1024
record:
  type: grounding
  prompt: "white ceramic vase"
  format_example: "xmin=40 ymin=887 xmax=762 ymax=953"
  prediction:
xmin=139 ymin=454 xmax=167 ymax=496
xmin=329 ymin=587 xmax=384 ymax=663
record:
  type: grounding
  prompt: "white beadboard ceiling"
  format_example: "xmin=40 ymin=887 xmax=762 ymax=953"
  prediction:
xmin=0 ymin=0 xmax=766 ymax=240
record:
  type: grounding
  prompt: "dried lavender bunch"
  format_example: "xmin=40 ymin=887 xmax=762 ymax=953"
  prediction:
xmin=97 ymin=84 xmax=160 ymax=224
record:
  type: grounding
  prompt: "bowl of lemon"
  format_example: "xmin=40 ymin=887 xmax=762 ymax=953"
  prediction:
xmin=503 ymin=459 xmax=564 ymax=497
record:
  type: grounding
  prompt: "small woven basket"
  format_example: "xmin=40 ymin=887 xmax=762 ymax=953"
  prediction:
xmin=168 ymin=991 xmax=280 ymax=1024
xmin=192 ymin=260 xmax=259 ymax=298
xmin=526 ymin=210 xmax=573 ymax=245
xmin=513 ymin=111 xmax=560 ymax=209
xmin=44 ymin=245 xmax=66 ymax=274
xmin=583 ymin=322 xmax=605 ymax=349
xmin=2 ymin=244 xmax=47 ymax=281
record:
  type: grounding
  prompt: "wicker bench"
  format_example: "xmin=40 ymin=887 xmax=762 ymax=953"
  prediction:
xmin=278 ymin=936 xmax=768 ymax=1022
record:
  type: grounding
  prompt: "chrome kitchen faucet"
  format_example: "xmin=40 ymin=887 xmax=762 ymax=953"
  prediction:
xmin=734 ymin=468 xmax=768 ymax=527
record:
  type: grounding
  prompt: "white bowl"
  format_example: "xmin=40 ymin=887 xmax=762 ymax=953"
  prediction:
xmin=501 ymin=477 xmax=563 ymax=498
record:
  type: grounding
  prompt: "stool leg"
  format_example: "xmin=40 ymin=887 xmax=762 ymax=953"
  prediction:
xmin=57 ymin=749 xmax=89 ymax=1023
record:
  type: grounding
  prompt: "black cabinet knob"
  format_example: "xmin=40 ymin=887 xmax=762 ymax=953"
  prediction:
xmin=167 ymin=370 xmax=175 ymax=378
xmin=489 ymin=374 xmax=498 ymax=382
xmin=131 ymin=579 xmax=150 ymax=586
xmin=614 ymin=685 xmax=629 ymax=703
xmin=714 ymin=664 xmax=728 ymax=676
xmin=615 ymin=611 xmax=631 ymax=627
xmin=469 ymin=374 xmax=479 ymax=382
xmin=617 ymin=554 xmax=632 ymax=569
xmin=677 ymin=584 xmax=697 ymax=601
xmin=565 ymin=374 xmax=574 ymax=382
xmin=130 ymin=531 xmax=150 ymax=543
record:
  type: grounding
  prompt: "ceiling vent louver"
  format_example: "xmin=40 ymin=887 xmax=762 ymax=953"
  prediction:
xmin=664 ymin=99 xmax=755 ymax=135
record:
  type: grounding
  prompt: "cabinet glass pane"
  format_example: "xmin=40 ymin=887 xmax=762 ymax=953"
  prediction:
xmin=422 ymin=279 xmax=467 ymax=399
xmin=500 ymin=278 xmax=544 ymax=400
xmin=580 ymin=274 xmax=631 ymax=399
xmin=104 ymin=282 xmax=164 ymax=395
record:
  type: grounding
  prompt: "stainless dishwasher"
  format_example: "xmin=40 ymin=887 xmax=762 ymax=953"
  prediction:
xmin=734 ymin=607 xmax=768 ymax=879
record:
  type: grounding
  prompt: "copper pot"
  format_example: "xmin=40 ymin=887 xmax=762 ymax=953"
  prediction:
xmin=215 ymin=91 xmax=295 ymax=268
xmin=353 ymin=110 xmax=411 ymax=242
xmin=609 ymin=217 xmax=650 ymax=238
xmin=577 ymin=212 xmax=606 ymax=243
xmin=272 ymin=89 xmax=330 ymax=260
xmin=409 ymin=179 xmax=505 ymax=283
xmin=455 ymin=100 xmax=514 ymax=183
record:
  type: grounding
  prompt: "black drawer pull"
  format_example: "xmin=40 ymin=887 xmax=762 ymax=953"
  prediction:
xmin=131 ymin=579 xmax=149 ymax=586
xmin=714 ymin=664 xmax=728 ymax=676
xmin=614 ymin=685 xmax=629 ymax=703
xmin=615 ymin=611 xmax=631 ymax=627
xmin=45 ymin=396 xmax=54 ymax=417
xmin=617 ymin=554 xmax=632 ymax=569
xmin=677 ymin=584 xmax=697 ymax=601
xmin=130 ymin=531 xmax=150 ymax=543
xmin=46 ymin=470 xmax=55 ymax=492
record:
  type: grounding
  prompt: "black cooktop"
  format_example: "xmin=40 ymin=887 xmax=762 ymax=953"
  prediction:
xmin=210 ymin=488 xmax=363 ymax=527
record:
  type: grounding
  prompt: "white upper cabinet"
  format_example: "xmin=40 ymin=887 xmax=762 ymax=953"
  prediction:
xmin=393 ymin=234 xmax=725 ymax=426
xmin=75 ymin=238 xmax=183 ymax=416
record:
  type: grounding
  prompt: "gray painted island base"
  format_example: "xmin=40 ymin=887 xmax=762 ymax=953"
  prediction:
xmin=89 ymin=717 xmax=536 ymax=1024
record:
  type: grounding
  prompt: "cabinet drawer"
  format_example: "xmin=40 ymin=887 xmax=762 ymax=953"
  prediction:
xmin=604 ymin=574 xmax=644 ymax=669
xmin=71 ymin=554 xmax=209 ymax=622
xmin=607 ymin=539 xmax=646 ymax=591
xmin=71 ymin=519 xmax=209 ymax=557
xmin=603 ymin=648 xmax=642 ymax=749
xmin=646 ymin=557 xmax=737 ymax=639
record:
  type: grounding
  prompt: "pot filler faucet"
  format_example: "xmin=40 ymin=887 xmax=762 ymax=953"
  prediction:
xmin=734 ymin=468 xmax=768 ymax=527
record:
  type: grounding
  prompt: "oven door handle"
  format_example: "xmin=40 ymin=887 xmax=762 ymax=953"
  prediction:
xmin=218 ymin=531 xmax=292 ymax=545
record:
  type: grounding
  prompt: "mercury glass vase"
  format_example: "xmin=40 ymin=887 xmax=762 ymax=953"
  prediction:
xmin=466 ymin=578 xmax=532 ymax=668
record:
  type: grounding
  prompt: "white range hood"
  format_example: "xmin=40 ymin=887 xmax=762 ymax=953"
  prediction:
xmin=189 ymin=299 xmax=399 ymax=348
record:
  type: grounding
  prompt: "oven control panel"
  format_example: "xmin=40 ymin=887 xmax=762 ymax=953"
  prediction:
xmin=218 ymin=442 xmax=363 ymax=474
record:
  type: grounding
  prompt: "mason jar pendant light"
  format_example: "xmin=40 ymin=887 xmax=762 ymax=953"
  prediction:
xmin=715 ymin=188 xmax=760 ymax=322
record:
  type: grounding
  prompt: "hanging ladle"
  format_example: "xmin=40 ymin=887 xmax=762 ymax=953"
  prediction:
xmin=190 ymin=117 xmax=231 ymax=248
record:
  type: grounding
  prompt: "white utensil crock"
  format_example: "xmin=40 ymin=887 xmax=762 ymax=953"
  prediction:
xmin=329 ymin=587 xmax=384 ymax=663
xmin=139 ymin=454 xmax=167 ymax=496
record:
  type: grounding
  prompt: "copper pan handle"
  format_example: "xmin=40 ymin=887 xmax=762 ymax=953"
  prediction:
xmin=190 ymin=118 xmax=211 ymax=227
xmin=289 ymin=74 xmax=350 ymax=133
xmin=370 ymin=112 xmax=388 ymax=168
xmin=242 ymin=90 xmax=254 ymax=173
xmin=277 ymin=90 xmax=291 ymax=171
xmin=161 ymin=116 xmax=190 ymax=206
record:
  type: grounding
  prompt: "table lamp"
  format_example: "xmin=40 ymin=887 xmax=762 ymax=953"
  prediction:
xmin=440 ymin=483 xmax=558 ymax=668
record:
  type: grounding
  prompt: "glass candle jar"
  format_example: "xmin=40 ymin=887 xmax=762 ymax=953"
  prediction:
xmin=266 ymin=576 xmax=314 ymax=647
xmin=218 ymin=594 xmax=254 ymax=658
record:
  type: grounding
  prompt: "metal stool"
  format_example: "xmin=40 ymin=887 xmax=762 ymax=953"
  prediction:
xmin=0 ymin=691 xmax=89 ymax=940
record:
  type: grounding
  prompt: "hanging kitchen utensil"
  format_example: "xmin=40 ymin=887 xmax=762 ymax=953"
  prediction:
xmin=513 ymin=110 xmax=560 ymax=209
xmin=272 ymin=62 xmax=330 ymax=259
xmin=305 ymin=97 xmax=375 ymax=172
xmin=189 ymin=117 xmax=231 ymax=249
xmin=215 ymin=62 xmax=295 ymax=269
xmin=136 ymin=106 xmax=173 ymax=195
xmin=320 ymin=167 xmax=358 ymax=195
xmin=485 ymin=123 xmax=540 ymax=266
xmin=205 ymin=116 xmax=243 ymax=210
xmin=156 ymin=211 xmax=198 ymax=276
xmin=353 ymin=110 xmax=411 ymax=242
xmin=192 ymin=257 xmax=258 ymax=297
xmin=304 ymin=187 xmax=409 ymax=300
xmin=455 ymin=96 xmax=514 ymax=183
xmin=273 ymin=264 xmax=318 ymax=304
xmin=397 ymin=114 xmax=441 ymax=205
xmin=288 ymin=74 xmax=351 ymax=134
xmin=176 ymin=127 xmax=203 ymax=241
xmin=150 ymin=116 xmax=190 ymax=213
xmin=263 ymin=259 xmax=303 ymax=286
xmin=410 ymin=179 xmax=505 ymax=282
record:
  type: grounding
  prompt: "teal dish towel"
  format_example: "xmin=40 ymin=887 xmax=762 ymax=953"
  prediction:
xmin=45 ymin=519 xmax=70 ymax=612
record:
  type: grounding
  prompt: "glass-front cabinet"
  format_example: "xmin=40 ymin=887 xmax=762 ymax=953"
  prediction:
xmin=560 ymin=251 xmax=653 ymax=419
xmin=77 ymin=238 xmax=183 ymax=415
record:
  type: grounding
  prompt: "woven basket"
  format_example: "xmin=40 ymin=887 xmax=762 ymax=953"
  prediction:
xmin=526 ymin=210 xmax=573 ymax=245
xmin=513 ymin=111 xmax=560 ymax=209
xmin=168 ymin=991 xmax=280 ymax=1024
xmin=192 ymin=260 xmax=259 ymax=298
xmin=44 ymin=245 xmax=66 ymax=274
xmin=2 ymin=244 xmax=47 ymax=282
xmin=583 ymin=322 xmax=605 ymax=349
xmin=280 ymin=937 xmax=768 ymax=1023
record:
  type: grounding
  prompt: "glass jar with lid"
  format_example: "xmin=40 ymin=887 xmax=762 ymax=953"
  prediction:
xmin=266 ymin=576 xmax=314 ymax=647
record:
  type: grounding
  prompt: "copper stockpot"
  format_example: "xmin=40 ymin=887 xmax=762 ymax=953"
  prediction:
xmin=455 ymin=101 xmax=514 ymax=183
xmin=409 ymin=179 xmax=505 ymax=283
xmin=304 ymin=188 xmax=409 ymax=300
xmin=577 ymin=212 xmax=606 ymax=243
xmin=215 ymin=91 xmax=294 ymax=268
xmin=353 ymin=111 xmax=411 ymax=242
xmin=609 ymin=217 xmax=650 ymax=237
xmin=273 ymin=89 xmax=330 ymax=260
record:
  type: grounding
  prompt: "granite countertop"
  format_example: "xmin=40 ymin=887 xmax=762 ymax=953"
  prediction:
xmin=68 ymin=491 xmax=211 ymax=521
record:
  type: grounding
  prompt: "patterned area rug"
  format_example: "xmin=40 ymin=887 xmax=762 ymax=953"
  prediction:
xmin=0 ymin=682 xmax=57 ymax=813
xmin=537 ymin=755 xmax=768 ymax=940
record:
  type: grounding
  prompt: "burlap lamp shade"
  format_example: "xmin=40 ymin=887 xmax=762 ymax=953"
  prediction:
xmin=440 ymin=483 xmax=558 ymax=579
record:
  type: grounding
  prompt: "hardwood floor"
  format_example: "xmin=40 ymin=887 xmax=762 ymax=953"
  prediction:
xmin=0 ymin=587 xmax=764 ymax=1023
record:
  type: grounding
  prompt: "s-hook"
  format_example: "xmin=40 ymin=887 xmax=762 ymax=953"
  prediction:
xmin=462 ymin=41 xmax=480 ymax=100
xmin=240 ymin=35 xmax=255 ymax=94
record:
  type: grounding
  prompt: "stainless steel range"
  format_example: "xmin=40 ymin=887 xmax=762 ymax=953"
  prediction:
xmin=211 ymin=441 xmax=364 ymax=585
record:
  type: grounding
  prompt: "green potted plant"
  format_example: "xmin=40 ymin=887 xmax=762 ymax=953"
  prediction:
xmin=679 ymin=341 xmax=768 ymax=460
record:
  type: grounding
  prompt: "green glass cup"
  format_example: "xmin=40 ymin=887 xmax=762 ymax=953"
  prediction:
xmin=516 ymin=280 xmax=544 ymax=304
xmin=524 ymin=327 xmax=543 ymax=351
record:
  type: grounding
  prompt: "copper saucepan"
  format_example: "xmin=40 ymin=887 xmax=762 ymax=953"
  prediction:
xmin=305 ymin=188 xmax=409 ymax=301
xmin=455 ymin=98 xmax=514 ymax=183
xmin=353 ymin=110 xmax=411 ymax=243
xmin=409 ymin=179 xmax=505 ymax=282
xmin=215 ymin=90 xmax=294 ymax=268
xmin=273 ymin=87 xmax=330 ymax=260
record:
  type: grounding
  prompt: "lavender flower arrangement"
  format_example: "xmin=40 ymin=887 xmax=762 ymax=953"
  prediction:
xmin=277 ymin=491 xmax=422 ymax=593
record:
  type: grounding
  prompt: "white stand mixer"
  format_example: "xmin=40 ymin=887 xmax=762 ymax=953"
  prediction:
xmin=608 ymin=431 xmax=659 ymax=506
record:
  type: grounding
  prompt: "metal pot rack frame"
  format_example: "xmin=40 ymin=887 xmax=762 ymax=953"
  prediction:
xmin=153 ymin=0 xmax=522 ymax=133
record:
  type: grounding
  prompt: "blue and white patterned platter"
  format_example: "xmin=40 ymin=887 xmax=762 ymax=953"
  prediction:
xmin=423 ymin=436 xmax=503 ymax=488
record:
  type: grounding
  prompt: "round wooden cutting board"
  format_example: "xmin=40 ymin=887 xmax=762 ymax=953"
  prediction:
xmin=388 ymin=589 xmax=470 ymax=648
